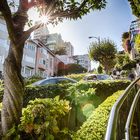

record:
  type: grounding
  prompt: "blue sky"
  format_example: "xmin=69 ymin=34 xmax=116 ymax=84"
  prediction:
xmin=48 ymin=0 xmax=136 ymax=56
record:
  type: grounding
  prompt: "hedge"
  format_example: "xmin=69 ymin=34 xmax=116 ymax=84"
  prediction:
xmin=67 ymin=80 xmax=130 ymax=101
xmin=72 ymin=90 xmax=124 ymax=140
xmin=65 ymin=73 xmax=87 ymax=81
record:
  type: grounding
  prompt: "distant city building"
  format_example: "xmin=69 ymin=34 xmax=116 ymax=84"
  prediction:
xmin=73 ymin=54 xmax=91 ymax=71
xmin=34 ymin=22 xmax=49 ymax=40
xmin=45 ymin=33 xmax=65 ymax=51
xmin=64 ymin=42 xmax=74 ymax=56
xmin=55 ymin=41 xmax=74 ymax=64
xmin=56 ymin=55 xmax=74 ymax=65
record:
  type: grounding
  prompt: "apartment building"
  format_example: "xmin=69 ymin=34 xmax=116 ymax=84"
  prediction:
xmin=33 ymin=39 xmax=64 ymax=77
xmin=22 ymin=40 xmax=37 ymax=77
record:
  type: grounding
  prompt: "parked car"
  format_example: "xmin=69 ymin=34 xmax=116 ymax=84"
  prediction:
xmin=83 ymin=74 xmax=112 ymax=81
xmin=32 ymin=77 xmax=77 ymax=86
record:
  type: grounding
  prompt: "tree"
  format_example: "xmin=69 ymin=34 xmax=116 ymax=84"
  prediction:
xmin=52 ymin=46 xmax=66 ymax=55
xmin=97 ymin=65 xmax=103 ymax=74
xmin=0 ymin=0 xmax=107 ymax=137
xmin=121 ymin=32 xmax=131 ymax=53
xmin=128 ymin=0 xmax=140 ymax=17
xmin=89 ymin=39 xmax=117 ymax=73
xmin=115 ymin=53 xmax=131 ymax=69
xmin=65 ymin=63 xmax=87 ymax=74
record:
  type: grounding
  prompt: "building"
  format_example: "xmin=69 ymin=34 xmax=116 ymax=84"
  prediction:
xmin=22 ymin=40 xmax=37 ymax=77
xmin=0 ymin=18 xmax=66 ymax=78
xmin=45 ymin=33 xmax=65 ymax=51
xmin=56 ymin=41 xmax=74 ymax=64
xmin=73 ymin=54 xmax=91 ymax=71
xmin=33 ymin=22 xmax=49 ymax=40
xmin=0 ymin=17 xmax=9 ymax=73
xmin=33 ymin=39 xmax=64 ymax=77
xmin=64 ymin=42 xmax=74 ymax=56
xmin=129 ymin=19 xmax=140 ymax=60
xmin=56 ymin=55 xmax=74 ymax=65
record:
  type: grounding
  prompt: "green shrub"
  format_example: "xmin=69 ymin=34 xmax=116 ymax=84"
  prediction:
xmin=65 ymin=73 xmax=87 ymax=81
xmin=68 ymin=80 xmax=130 ymax=101
xmin=73 ymin=90 xmax=124 ymax=140
xmin=7 ymin=97 xmax=71 ymax=139
xmin=24 ymin=75 xmax=43 ymax=86
xmin=23 ymin=83 xmax=71 ymax=107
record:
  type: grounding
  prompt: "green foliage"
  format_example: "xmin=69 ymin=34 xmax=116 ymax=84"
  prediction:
xmin=65 ymin=64 xmax=87 ymax=75
xmin=135 ymin=34 xmax=140 ymax=52
xmin=52 ymin=46 xmax=66 ymax=55
xmin=65 ymin=73 xmax=87 ymax=81
xmin=23 ymin=83 xmax=71 ymax=107
xmin=115 ymin=54 xmax=130 ymax=69
xmin=97 ymin=65 xmax=103 ymax=74
xmin=122 ymin=32 xmax=130 ymax=40
xmin=42 ymin=0 xmax=107 ymax=23
xmin=0 ymin=80 xmax=4 ymax=92
xmin=122 ymin=59 xmax=137 ymax=70
xmin=128 ymin=0 xmax=140 ymax=17
xmin=19 ymin=97 xmax=71 ymax=139
xmin=24 ymin=75 xmax=43 ymax=86
xmin=89 ymin=38 xmax=117 ymax=73
xmin=73 ymin=90 xmax=124 ymax=140
xmin=67 ymin=80 xmax=130 ymax=102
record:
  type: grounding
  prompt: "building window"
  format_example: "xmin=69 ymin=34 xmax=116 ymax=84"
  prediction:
xmin=25 ymin=67 xmax=31 ymax=76
xmin=40 ymin=48 xmax=47 ymax=55
xmin=39 ymin=58 xmax=46 ymax=65
xmin=25 ymin=43 xmax=35 ymax=51
xmin=24 ymin=55 xmax=35 ymax=64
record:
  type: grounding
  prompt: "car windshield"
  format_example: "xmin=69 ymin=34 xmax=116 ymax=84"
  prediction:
xmin=97 ymin=75 xmax=110 ymax=80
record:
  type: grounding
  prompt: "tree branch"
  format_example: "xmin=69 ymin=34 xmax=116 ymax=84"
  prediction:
xmin=17 ymin=23 xmax=43 ymax=46
xmin=0 ymin=0 xmax=16 ymax=42
xmin=78 ymin=0 xmax=89 ymax=10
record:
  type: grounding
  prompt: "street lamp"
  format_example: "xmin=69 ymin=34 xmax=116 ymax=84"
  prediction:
xmin=88 ymin=36 xmax=100 ymax=44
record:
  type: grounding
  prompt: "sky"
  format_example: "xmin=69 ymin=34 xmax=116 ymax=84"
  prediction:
xmin=47 ymin=0 xmax=136 ymax=56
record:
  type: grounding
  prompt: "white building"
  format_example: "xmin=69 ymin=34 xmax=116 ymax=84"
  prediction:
xmin=64 ymin=42 xmax=74 ymax=56
xmin=73 ymin=54 xmax=91 ymax=71
xmin=56 ymin=55 xmax=74 ymax=65
xmin=22 ymin=40 xmax=37 ymax=77
xmin=45 ymin=33 xmax=65 ymax=51
xmin=0 ymin=17 xmax=9 ymax=73
xmin=34 ymin=22 xmax=49 ymax=40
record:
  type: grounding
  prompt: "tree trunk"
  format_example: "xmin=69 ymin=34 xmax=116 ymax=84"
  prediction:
xmin=1 ymin=42 xmax=24 ymax=138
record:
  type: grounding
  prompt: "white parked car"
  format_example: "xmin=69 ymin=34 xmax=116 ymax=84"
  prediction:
xmin=83 ymin=74 xmax=112 ymax=81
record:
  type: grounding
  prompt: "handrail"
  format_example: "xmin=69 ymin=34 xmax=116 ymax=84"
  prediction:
xmin=125 ymin=89 xmax=140 ymax=140
xmin=105 ymin=77 xmax=140 ymax=140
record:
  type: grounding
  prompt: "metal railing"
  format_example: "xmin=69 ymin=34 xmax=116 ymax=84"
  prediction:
xmin=105 ymin=77 xmax=140 ymax=140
